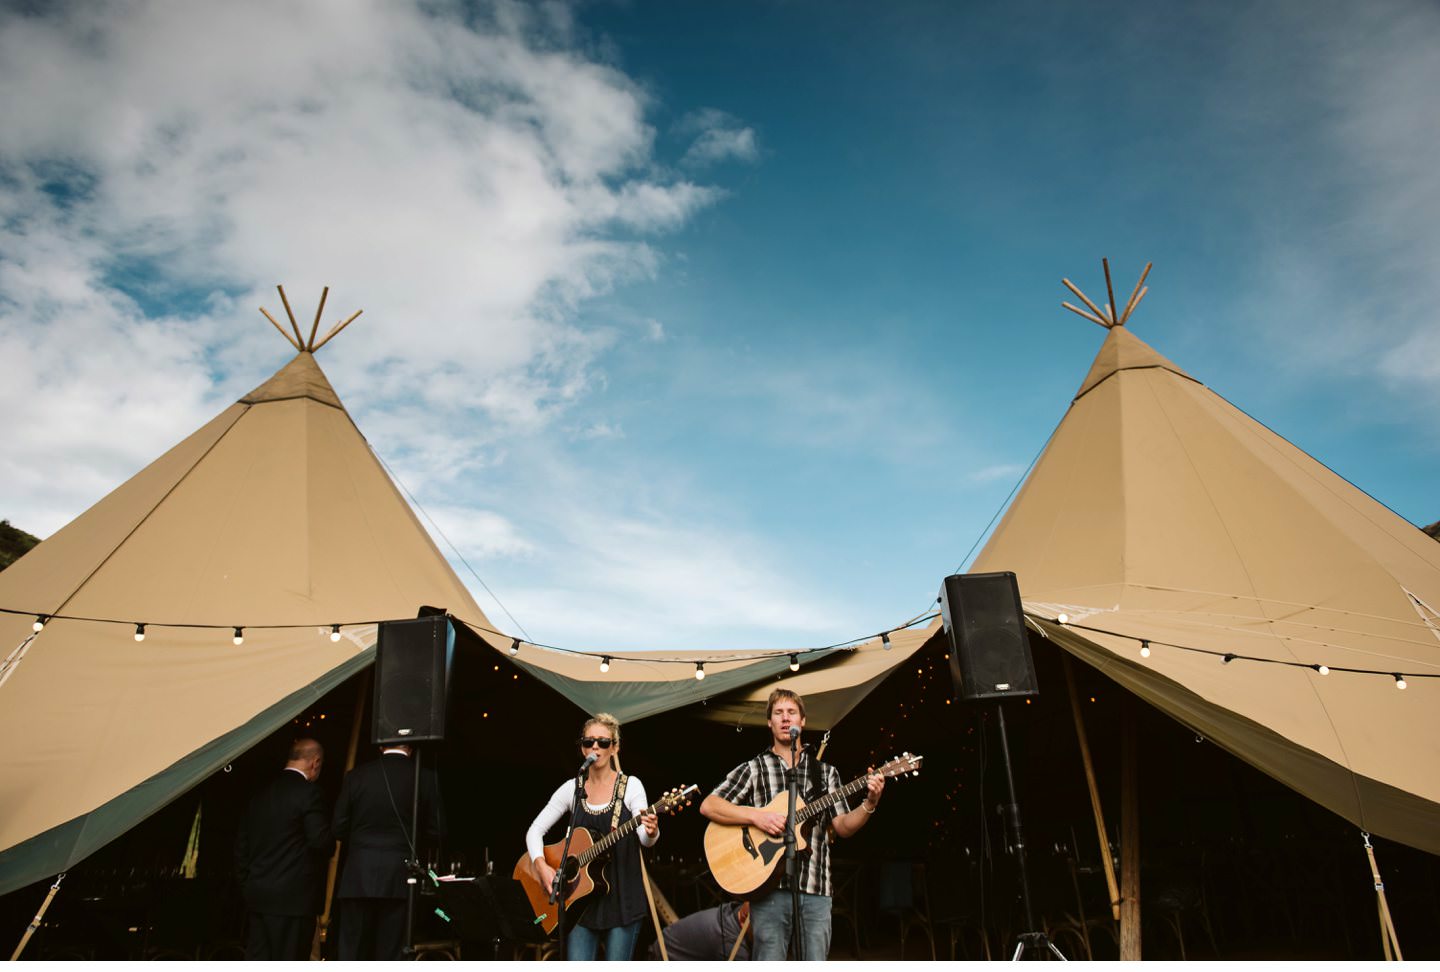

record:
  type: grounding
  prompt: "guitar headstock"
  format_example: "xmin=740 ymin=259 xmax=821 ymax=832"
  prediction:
xmin=657 ymin=784 xmax=701 ymax=815
xmin=875 ymin=752 xmax=923 ymax=779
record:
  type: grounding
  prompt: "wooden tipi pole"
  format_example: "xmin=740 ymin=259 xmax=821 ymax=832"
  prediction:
xmin=1118 ymin=694 xmax=1141 ymax=960
xmin=312 ymin=668 xmax=371 ymax=959
xmin=1063 ymin=654 xmax=1122 ymax=921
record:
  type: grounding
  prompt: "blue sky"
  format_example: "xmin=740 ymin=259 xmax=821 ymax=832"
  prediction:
xmin=2 ymin=0 xmax=1437 ymax=652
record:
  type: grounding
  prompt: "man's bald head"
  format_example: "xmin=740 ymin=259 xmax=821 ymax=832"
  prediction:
xmin=287 ymin=738 xmax=324 ymax=780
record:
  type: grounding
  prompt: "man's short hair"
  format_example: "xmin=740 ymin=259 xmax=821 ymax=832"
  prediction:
xmin=289 ymin=738 xmax=323 ymax=761
xmin=765 ymin=688 xmax=806 ymax=720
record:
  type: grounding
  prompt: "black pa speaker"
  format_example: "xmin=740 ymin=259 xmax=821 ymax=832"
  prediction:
xmin=938 ymin=571 xmax=1038 ymax=702
xmin=373 ymin=615 xmax=455 ymax=744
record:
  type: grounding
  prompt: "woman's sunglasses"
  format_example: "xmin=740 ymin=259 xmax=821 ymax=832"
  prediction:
xmin=579 ymin=737 xmax=615 ymax=749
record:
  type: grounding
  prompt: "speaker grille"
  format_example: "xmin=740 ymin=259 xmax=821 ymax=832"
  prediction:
xmin=373 ymin=616 xmax=454 ymax=744
xmin=939 ymin=571 xmax=1038 ymax=701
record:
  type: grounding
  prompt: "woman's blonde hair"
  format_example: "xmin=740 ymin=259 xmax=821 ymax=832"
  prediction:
xmin=582 ymin=712 xmax=623 ymax=771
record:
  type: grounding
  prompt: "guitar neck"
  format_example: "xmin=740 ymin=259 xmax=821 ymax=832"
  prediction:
xmin=577 ymin=798 xmax=660 ymax=865
xmin=798 ymin=774 xmax=872 ymax=824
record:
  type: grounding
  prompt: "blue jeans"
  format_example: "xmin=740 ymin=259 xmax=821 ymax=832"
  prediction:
xmin=566 ymin=920 xmax=640 ymax=961
xmin=750 ymin=889 xmax=832 ymax=960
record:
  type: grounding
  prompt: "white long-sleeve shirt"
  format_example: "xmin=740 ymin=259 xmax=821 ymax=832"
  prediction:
xmin=526 ymin=776 xmax=658 ymax=862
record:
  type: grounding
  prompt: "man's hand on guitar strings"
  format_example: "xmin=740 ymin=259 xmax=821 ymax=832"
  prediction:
xmin=863 ymin=769 xmax=885 ymax=810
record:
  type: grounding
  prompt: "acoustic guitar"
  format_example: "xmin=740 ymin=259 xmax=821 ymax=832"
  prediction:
xmin=703 ymin=752 xmax=923 ymax=895
xmin=513 ymin=784 xmax=700 ymax=934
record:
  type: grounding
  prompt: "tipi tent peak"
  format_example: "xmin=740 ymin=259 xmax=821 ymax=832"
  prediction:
xmin=259 ymin=284 xmax=363 ymax=353
xmin=1061 ymin=258 xmax=1151 ymax=329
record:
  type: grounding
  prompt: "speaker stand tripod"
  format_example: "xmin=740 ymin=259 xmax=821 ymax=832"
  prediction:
xmin=995 ymin=704 xmax=1066 ymax=962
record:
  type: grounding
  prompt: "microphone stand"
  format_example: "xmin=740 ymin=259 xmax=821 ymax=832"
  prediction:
xmin=996 ymin=704 xmax=1065 ymax=961
xmin=403 ymin=748 xmax=423 ymax=959
xmin=551 ymin=755 xmax=594 ymax=962
xmin=784 ymin=727 xmax=804 ymax=958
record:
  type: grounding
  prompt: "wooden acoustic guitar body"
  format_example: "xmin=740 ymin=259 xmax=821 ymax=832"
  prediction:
xmin=511 ymin=827 xmax=604 ymax=936
xmin=702 ymin=792 xmax=811 ymax=896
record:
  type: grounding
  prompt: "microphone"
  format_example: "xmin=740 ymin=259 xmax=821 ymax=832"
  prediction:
xmin=789 ymin=726 xmax=801 ymax=741
xmin=579 ymin=753 xmax=599 ymax=772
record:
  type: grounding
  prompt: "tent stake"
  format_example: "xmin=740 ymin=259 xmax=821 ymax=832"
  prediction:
xmin=313 ymin=667 xmax=372 ymax=959
xmin=1063 ymin=654 xmax=1121 ymax=921
xmin=1119 ymin=695 xmax=1141 ymax=959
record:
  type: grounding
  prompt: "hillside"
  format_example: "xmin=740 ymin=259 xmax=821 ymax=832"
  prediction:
xmin=0 ymin=520 xmax=39 ymax=572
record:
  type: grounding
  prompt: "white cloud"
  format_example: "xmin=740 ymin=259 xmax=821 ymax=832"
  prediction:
xmin=679 ymin=108 xmax=760 ymax=168
xmin=967 ymin=464 xmax=1025 ymax=485
xmin=0 ymin=0 xmax=721 ymax=535
xmin=495 ymin=504 xmax=852 ymax=651
xmin=1212 ymin=3 xmax=1440 ymax=411
xmin=424 ymin=505 xmax=535 ymax=560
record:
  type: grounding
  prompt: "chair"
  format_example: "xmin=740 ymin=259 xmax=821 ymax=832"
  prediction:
xmin=876 ymin=861 xmax=936 ymax=960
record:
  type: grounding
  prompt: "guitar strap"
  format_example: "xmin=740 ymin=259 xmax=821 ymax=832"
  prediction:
xmin=609 ymin=774 xmax=628 ymax=832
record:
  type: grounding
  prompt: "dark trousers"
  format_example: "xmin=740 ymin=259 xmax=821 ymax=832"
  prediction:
xmin=245 ymin=912 xmax=315 ymax=960
xmin=336 ymin=897 xmax=407 ymax=960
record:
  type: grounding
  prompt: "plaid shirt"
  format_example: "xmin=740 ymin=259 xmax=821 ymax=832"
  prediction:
xmin=710 ymin=747 xmax=849 ymax=897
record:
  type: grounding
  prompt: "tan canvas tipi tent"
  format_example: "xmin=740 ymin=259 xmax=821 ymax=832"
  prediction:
xmin=972 ymin=265 xmax=1440 ymax=854
xmin=0 ymin=292 xmax=933 ymax=896
xmin=0 ymin=292 xmax=510 ymax=895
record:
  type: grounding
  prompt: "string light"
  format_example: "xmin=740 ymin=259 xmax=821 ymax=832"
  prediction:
xmin=695 ymin=662 xmax=706 ymax=681
xmin=1057 ymin=613 xmax=1069 ymax=625
xmin=600 ymin=656 xmax=611 ymax=673
xmin=882 ymin=633 xmax=892 ymax=650
xmin=134 ymin=624 xmax=146 ymax=642
xmin=1314 ymin=664 xmax=1330 ymax=675
xmin=509 ymin=638 xmax=520 ymax=657
xmin=1394 ymin=674 xmax=1407 ymax=690
xmin=1222 ymin=653 xmax=1236 ymax=664
xmin=1139 ymin=640 xmax=1151 ymax=658
xmin=330 ymin=624 xmax=342 ymax=643
xmin=233 ymin=627 xmax=245 ymax=646
xmin=789 ymin=654 xmax=799 ymax=672
xmin=32 ymin=615 xmax=47 ymax=633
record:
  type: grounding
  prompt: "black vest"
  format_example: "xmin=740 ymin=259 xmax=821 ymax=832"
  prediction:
xmin=571 ymin=781 xmax=645 ymax=930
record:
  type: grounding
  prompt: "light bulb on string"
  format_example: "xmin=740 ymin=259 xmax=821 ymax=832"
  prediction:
xmin=1394 ymin=673 xmax=1407 ymax=690
xmin=134 ymin=623 xmax=146 ymax=642
xmin=1314 ymin=664 xmax=1329 ymax=676
xmin=789 ymin=654 xmax=799 ymax=672
xmin=600 ymin=656 xmax=611 ymax=674
xmin=695 ymin=663 xmax=706 ymax=681
xmin=233 ymin=627 xmax=245 ymax=646
xmin=33 ymin=615 xmax=47 ymax=633
xmin=1139 ymin=640 xmax=1151 ymax=658
xmin=509 ymin=639 xmax=520 ymax=657
xmin=1057 ymin=613 xmax=1069 ymax=625
xmin=330 ymin=624 xmax=342 ymax=643
xmin=882 ymin=633 xmax=892 ymax=650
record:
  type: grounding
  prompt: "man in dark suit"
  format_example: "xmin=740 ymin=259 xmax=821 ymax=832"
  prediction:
xmin=332 ymin=744 xmax=444 ymax=960
xmin=234 ymin=738 xmax=333 ymax=960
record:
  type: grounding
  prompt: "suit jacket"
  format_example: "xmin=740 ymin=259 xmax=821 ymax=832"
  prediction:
xmin=333 ymin=753 xmax=444 ymax=899
xmin=234 ymin=769 xmax=334 ymax=916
